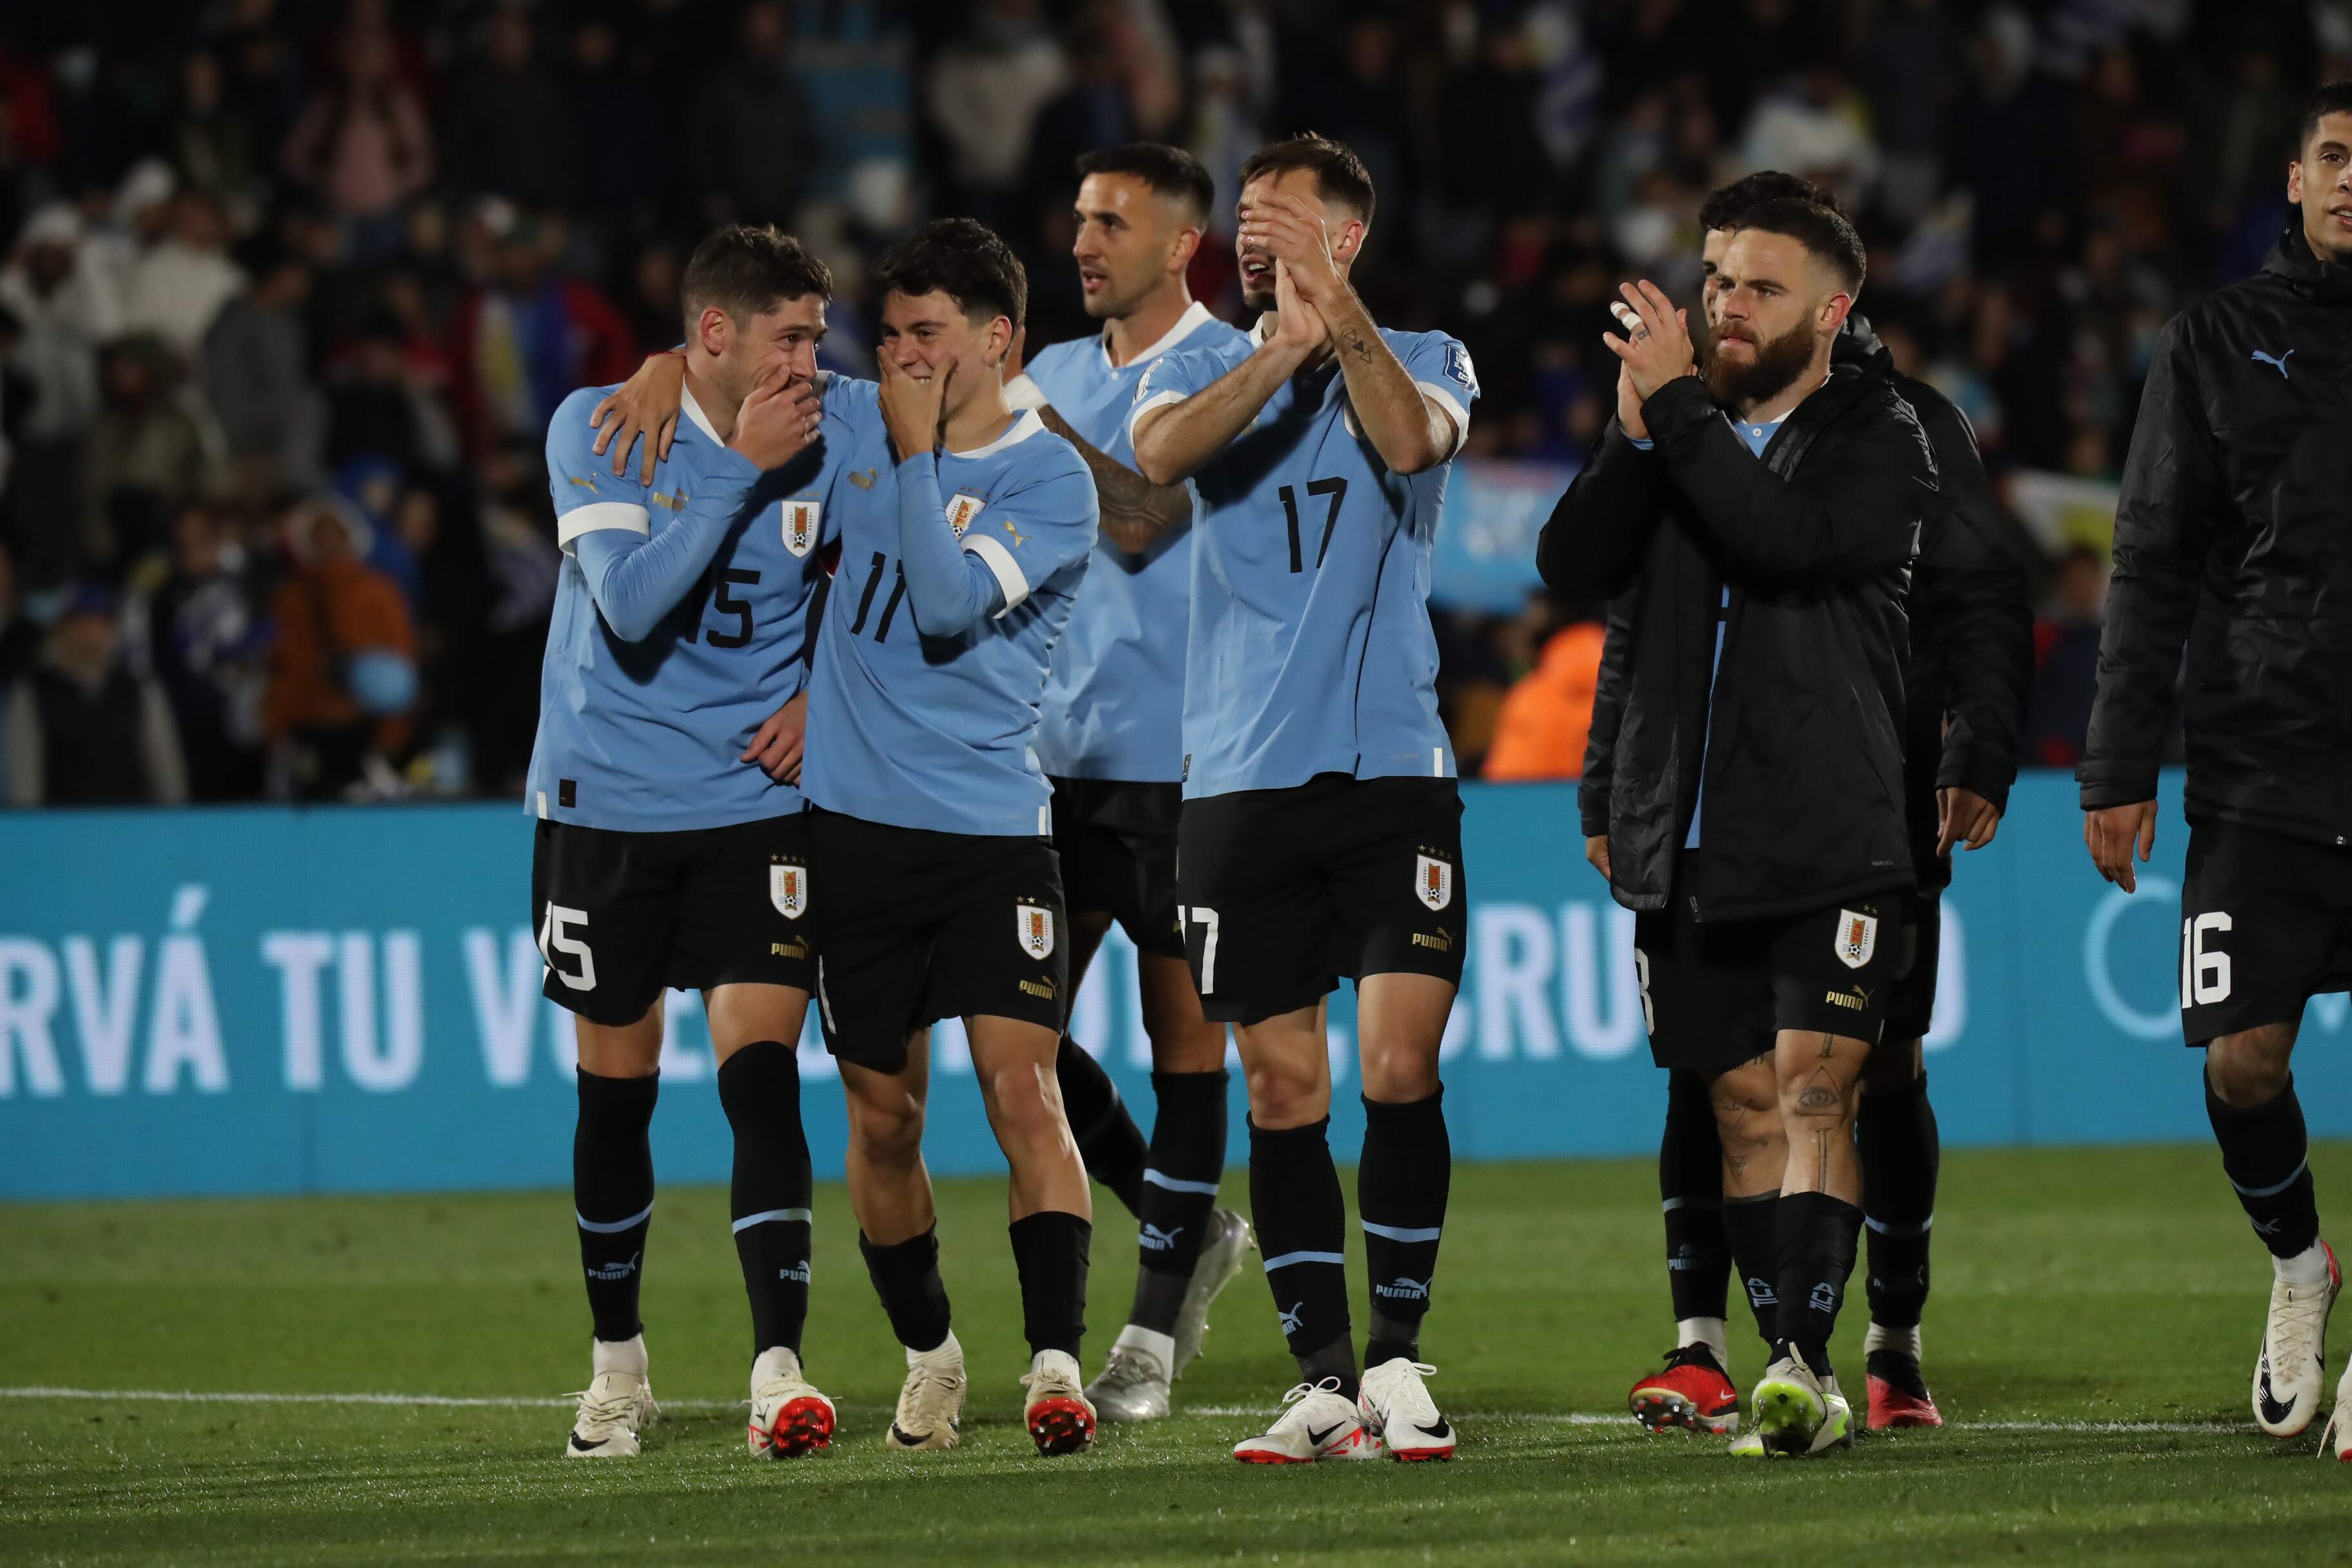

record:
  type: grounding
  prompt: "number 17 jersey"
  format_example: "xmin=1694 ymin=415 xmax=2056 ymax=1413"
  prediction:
xmin=1129 ymin=318 xmax=1479 ymax=800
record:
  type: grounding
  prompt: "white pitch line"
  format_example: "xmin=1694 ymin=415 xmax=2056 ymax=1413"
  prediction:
xmin=0 ymin=1388 xmax=2245 ymax=1435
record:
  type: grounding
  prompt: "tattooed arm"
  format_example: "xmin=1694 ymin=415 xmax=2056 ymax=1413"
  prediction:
xmin=1318 ymin=288 xmax=1458 ymax=475
xmin=1034 ymin=402 xmax=1191 ymax=554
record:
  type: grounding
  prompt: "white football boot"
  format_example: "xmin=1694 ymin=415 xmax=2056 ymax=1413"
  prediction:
xmin=885 ymin=1330 xmax=967 ymax=1451
xmin=1750 ymin=1349 xmax=1854 ymax=1458
xmin=565 ymin=1335 xmax=656 ymax=1458
xmin=1232 ymin=1377 xmax=1384 ymax=1464
xmin=746 ymin=1346 xmax=836 ymax=1458
xmin=1171 ymin=1208 xmax=1256 ymax=1375
xmin=1086 ymin=1326 xmax=1174 ymax=1422
xmin=1021 ymin=1349 xmax=1099 ymax=1456
xmin=1358 ymin=1358 xmax=1456 ymax=1462
xmin=2320 ymin=1356 xmax=2352 ymax=1461
xmin=2256 ymin=1242 xmax=2340 ymax=1438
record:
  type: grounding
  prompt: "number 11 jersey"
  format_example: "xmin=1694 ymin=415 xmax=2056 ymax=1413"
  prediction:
xmin=1128 ymin=318 xmax=1480 ymax=800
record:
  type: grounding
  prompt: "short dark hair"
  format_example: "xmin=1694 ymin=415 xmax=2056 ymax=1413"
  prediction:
xmin=1075 ymin=142 xmax=1215 ymax=222
xmin=1699 ymin=170 xmax=1838 ymax=235
xmin=2300 ymin=81 xmax=2352 ymax=153
xmin=1727 ymin=197 xmax=1867 ymax=297
xmin=680 ymin=224 xmax=832 ymax=334
xmin=872 ymin=217 xmax=1028 ymax=330
xmin=1238 ymin=132 xmax=1375 ymax=225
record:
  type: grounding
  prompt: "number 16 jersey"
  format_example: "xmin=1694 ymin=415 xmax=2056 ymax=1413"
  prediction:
xmin=1129 ymin=318 xmax=1479 ymax=801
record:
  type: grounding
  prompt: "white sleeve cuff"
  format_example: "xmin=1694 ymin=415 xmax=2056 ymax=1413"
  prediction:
xmin=556 ymin=502 xmax=652 ymax=551
xmin=1418 ymin=382 xmax=1471 ymax=461
xmin=1003 ymin=373 xmax=1047 ymax=412
xmin=963 ymin=533 xmax=1029 ymax=614
xmin=1127 ymin=388 xmax=1186 ymax=448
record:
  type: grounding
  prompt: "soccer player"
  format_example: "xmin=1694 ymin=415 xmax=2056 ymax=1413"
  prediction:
xmin=531 ymin=225 xmax=839 ymax=1460
xmin=1541 ymin=199 xmax=1932 ymax=1458
xmin=1616 ymin=174 xmax=2030 ymax=1438
xmin=1005 ymin=142 xmax=1255 ymax=1421
xmin=2082 ymin=82 xmax=2352 ymax=1451
xmin=1129 ymin=133 xmax=1478 ymax=1464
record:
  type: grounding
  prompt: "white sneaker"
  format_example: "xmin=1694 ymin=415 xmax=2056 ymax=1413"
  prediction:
xmin=747 ymin=1346 xmax=836 ymax=1459
xmin=1750 ymin=1350 xmax=1854 ymax=1458
xmin=1172 ymin=1208 xmax=1255 ymax=1375
xmin=2319 ymin=1357 xmax=2352 ymax=1461
xmin=565 ymin=1336 xmax=656 ymax=1458
xmin=1021 ymin=1349 xmax=1098 ymax=1456
xmin=885 ymin=1331 xmax=966 ymax=1451
xmin=1232 ymin=1378 xmax=1384 ymax=1464
xmin=1358 ymin=1357 xmax=1455 ymax=1462
xmin=1086 ymin=1326 xmax=1173 ymax=1422
xmin=2257 ymin=1242 xmax=2340 ymax=1438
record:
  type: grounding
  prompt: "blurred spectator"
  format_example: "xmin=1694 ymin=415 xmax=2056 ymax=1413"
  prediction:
xmin=565 ymin=16 xmax=667 ymax=259
xmin=328 ymin=307 xmax=458 ymax=476
xmin=447 ymin=206 xmax=634 ymax=458
xmin=262 ymin=496 xmax=417 ymax=801
xmin=164 ymin=50 xmax=267 ymax=235
xmin=445 ymin=7 xmax=574 ymax=213
xmin=4 ymin=582 xmax=188 ymax=807
xmin=202 ymin=244 xmax=321 ymax=502
xmin=141 ymin=503 xmax=268 ymax=801
xmin=1484 ymin=620 xmax=1605 ymax=781
xmin=121 ymin=192 xmax=246 ymax=357
xmin=1740 ymin=63 xmax=1879 ymax=210
xmin=0 ymin=204 xmax=117 ymax=585
xmin=0 ymin=540 xmax=36 ymax=688
xmin=466 ymin=442 xmax=561 ymax=794
xmin=81 ymin=335 xmax=215 ymax=576
xmin=281 ymin=23 xmax=433 ymax=257
xmin=687 ymin=1 xmax=823 ymax=229
xmin=2023 ymin=543 xmax=2111 ymax=769
xmin=928 ymin=0 xmax=1070 ymax=223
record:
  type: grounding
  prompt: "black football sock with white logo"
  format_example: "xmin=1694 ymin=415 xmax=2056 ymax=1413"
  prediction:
xmin=1359 ymin=1089 xmax=1449 ymax=1368
xmin=1721 ymin=1189 xmax=1783 ymax=1350
xmin=1858 ymin=1070 xmax=1938 ymax=1331
xmin=1250 ymin=1115 xmax=1356 ymax=1400
xmin=718 ymin=1041 xmax=812 ymax=1357
xmin=574 ymin=1068 xmax=659 ymax=1344
xmin=1057 ymin=1035 xmax=1147 ymax=1215
xmin=1130 ymin=1069 xmax=1230 ymax=1337
xmin=2207 ymin=1069 xmax=2321 ymax=1258
xmin=1662 ymin=1069 xmax=1732 ymax=1328
xmin=1772 ymin=1191 xmax=1863 ymax=1381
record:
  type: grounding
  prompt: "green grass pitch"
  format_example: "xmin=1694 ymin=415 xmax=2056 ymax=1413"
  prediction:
xmin=11 ymin=1145 xmax=2352 ymax=1563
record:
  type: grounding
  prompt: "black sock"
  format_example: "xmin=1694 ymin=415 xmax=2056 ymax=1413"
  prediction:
xmin=1359 ymin=1089 xmax=1449 ymax=1367
xmin=1010 ymin=1211 xmax=1092 ymax=1358
xmin=717 ymin=1042 xmax=812 ymax=1357
xmin=1057 ymin=1035 xmax=1146 ymax=1216
xmin=2207 ymin=1070 xmax=2321 ymax=1257
xmin=859 ymin=1227 xmax=952 ymax=1353
xmin=574 ymin=1068 xmax=658 ymax=1344
xmin=1721 ymin=1190 xmax=1781 ymax=1349
xmin=1773 ymin=1191 xmax=1863 ymax=1380
xmin=1250 ymin=1116 xmax=1355 ymax=1397
xmin=1662 ymin=1069 xmax=1731 ymax=1325
xmin=1858 ymin=1070 xmax=1938 ymax=1331
xmin=1130 ymin=1069 xmax=1231 ymax=1335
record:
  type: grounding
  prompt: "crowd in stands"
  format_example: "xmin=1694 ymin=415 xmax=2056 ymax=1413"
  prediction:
xmin=0 ymin=0 xmax=2302 ymax=804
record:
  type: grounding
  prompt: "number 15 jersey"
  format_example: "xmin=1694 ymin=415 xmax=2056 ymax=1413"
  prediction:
xmin=1128 ymin=318 xmax=1480 ymax=801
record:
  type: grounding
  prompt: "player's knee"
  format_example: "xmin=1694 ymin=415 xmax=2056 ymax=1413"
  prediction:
xmin=2206 ymin=1032 xmax=2293 ymax=1107
xmin=1358 ymin=1044 xmax=1439 ymax=1104
xmin=1243 ymin=1057 xmax=1328 ymax=1128
xmin=847 ymin=1093 xmax=926 ymax=1163
xmin=977 ymin=1059 xmax=1066 ymax=1142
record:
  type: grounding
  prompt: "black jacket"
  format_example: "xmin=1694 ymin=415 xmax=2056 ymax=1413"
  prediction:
xmin=2081 ymin=228 xmax=2352 ymax=845
xmin=1541 ymin=364 xmax=1933 ymax=922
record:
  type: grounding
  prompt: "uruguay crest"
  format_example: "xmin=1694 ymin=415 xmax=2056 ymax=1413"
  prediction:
xmin=1835 ymin=907 xmax=1877 ymax=970
xmin=770 ymin=863 xmax=807 ymax=920
xmin=946 ymin=493 xmax=986 ymax=538
xmin=781 ymin=499 xmax=819 ymax=558
xmin=1415 ymin=854 xmax=1453 ymax=912
xmin=1017 ymin=902 xmax=1055 ymax=959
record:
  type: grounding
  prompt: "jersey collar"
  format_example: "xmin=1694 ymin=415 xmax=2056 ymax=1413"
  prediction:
xmin=948 ymin=407 xmax=1044 ymax=460
xmin=1104 ymin=300 xmax=1217 ymax=371
xmin=681 ymin=383 xmax=726 ymax=446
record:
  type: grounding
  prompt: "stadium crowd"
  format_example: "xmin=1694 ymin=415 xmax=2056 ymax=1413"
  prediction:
xmin=0 ymin=0 xmax=2311 ymax=805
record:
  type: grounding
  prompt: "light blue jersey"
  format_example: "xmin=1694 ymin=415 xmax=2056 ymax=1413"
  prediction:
xmin=802 ymin=379 xmax=1101 ymax=836
xmin=527 ymin=378 xmax=839 ymax=833
xmin=1129 ymin=319 xmax=1479 ymax=800
xmin=1019 ymin=302 xmax=1246 ymax=783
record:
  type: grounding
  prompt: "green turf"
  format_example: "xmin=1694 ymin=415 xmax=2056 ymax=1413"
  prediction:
xmin=8 ymin=1145 xmax=2352 ymax=1564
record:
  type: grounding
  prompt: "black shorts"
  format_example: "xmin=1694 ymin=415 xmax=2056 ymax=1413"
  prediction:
xmin=806 ymin=807 xmax=1068 ymax=1072
xmin=2179 ymin=821 xmax=2352 ymax=1046
xmin=1176 ymin=774 xmax=1466 ymax=1026
xmin=1883 ymin=891 xmax=1941 ymax=1044
xmin=531 ymin=814 xmax=814 ymax=1028
xmin=1050 ymin=776 xmax=1184 ymax=959
xmin=1633 ymin=864 xmax=1905 ymax=1073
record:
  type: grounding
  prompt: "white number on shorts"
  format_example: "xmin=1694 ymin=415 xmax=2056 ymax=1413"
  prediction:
xmin=539 ymin=903 xmax=598 ymax=992
xmin=1189 ymin=905 xmax=1222 ymax=994
xmin=1634 ymin=948 xmax=1656 ymax=1035
xmin=2182 ymin=911 xmax=2232 ymax=1008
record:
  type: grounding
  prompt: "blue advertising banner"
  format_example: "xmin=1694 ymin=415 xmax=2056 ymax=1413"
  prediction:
xmin=1431 ymin=457 xmax=1575 ymax=614
xmin=5 ymin=774 xmax=2346 ymax=1201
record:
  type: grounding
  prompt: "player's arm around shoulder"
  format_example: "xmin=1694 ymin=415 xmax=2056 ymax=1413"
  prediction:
xmin=546 ymin=386 xmax=653 ymax=554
